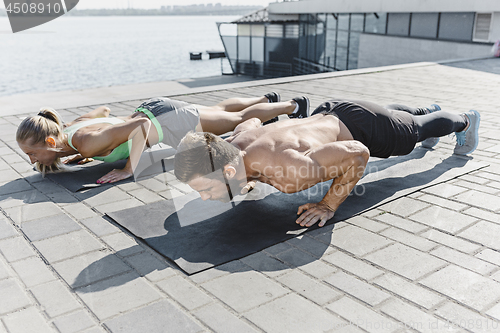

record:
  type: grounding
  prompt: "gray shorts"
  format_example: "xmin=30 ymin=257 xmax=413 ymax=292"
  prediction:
xmin=136 ymin=97 xmax=200 ymax=148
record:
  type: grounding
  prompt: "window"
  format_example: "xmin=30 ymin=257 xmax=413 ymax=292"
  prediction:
xmin=387 ymin=13 xmax=410 ymax=36
xmin=410 ymin=13 xmax=439 ymax=38
xmin=238 ymin=36 xmax=251 ymax=61
xmin=338 ymin=14 xmax=350 ymax=31
xmin=335 ymin=45 xmax=347 ymax=71
xmin=284 ymin=25 xmax=299 ymax=38
xmin=238 ymin=24 xmax=251 ymax=37
xmin=348 ymin=32 xmax=360 ymax=69
xmin=324 ymin=30 xmax=336 ymax=67
xmin=438 ymin=12 xmax=474 ymax=41
xmin=337 ymin=30 xmax=348 ymax=48
xmin=364 ymin=13 xmax=387 ymax=34
xmin=350 ymin=14 xmax=364 ymax=32
xmin=474 ymin=13 xmax=492 ymax=41
xmin=267 ymin=24 xmax=284 ymax=38
xmin=252 ymin=37 xmax=264 ymax=62
xmin=326 ymin=13 xmax=337 ymax=30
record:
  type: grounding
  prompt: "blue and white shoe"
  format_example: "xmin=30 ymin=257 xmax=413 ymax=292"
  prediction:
xmin=454 ymin=110 xmax=481 ymax=155
xmin=421 ymin=104 xmax=441 ymax=149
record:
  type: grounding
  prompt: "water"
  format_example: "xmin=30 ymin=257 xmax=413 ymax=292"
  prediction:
xmin=0 ymin=15 xmax=238 ymax=97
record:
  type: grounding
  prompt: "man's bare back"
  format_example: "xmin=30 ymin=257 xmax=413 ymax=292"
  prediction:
xmin=228 ymin=114 xmax=353 ymax=150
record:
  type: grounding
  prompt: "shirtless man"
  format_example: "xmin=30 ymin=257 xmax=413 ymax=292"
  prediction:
xmin=174 ymin=98 xmax=480 ymax=228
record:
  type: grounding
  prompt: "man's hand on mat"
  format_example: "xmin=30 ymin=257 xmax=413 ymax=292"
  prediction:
xmin=241 ymin=181 xmax=257 ymax=194
xmin=296 ymin=202 xmax=335 ymax=227
xmin=97 ymin=168 xmax=133 ymax=184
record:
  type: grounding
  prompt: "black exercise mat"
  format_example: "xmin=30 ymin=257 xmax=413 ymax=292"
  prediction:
xmin=47 ymin=144 xmax=175 ymax=192
xmin=106 ymin=148 xmax=488 ymax=275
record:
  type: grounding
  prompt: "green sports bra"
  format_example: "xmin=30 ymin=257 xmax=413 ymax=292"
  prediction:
xmin=64 ymin=118 xmax=132 ymax=163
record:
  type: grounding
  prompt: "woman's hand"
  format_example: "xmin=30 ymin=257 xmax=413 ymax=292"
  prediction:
xmin=296 ymin=202 xmax=335 ymax=227
xmin=97 ymin=168 xmax=133 ymax=184
xmin=63 ymin=154 xmax=94 ymax=165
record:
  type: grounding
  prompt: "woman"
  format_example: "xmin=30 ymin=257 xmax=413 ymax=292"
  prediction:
xmin=16 ymin=93 xmax=310 ymax=184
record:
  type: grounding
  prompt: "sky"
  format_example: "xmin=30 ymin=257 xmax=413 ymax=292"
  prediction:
xmin=75 ymin=0 xmax=276 ymax=9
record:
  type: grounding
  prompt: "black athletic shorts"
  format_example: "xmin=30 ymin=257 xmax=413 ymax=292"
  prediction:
xmin=311 ymin=99 xmax=419 ymax=158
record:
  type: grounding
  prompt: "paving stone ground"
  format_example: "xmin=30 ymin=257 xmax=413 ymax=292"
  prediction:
xmin=1 ymin=58 xmax=500 ymax=333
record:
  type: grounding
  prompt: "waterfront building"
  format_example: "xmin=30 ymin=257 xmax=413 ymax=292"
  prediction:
xmin=217 ymin=0 xmax=500 ymax=77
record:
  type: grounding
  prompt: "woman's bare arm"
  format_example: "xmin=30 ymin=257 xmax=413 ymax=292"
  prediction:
xmin=72 ymin=117 xmax=150 ymax=158
xmin=96 ymin=120 xmax=152 ymax=184
xmin=70 ymin=117 xmax=152 ymax=183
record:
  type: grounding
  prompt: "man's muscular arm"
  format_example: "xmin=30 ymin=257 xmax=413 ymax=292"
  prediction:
xmin=296 ymin=140 xmax=369 ymax=227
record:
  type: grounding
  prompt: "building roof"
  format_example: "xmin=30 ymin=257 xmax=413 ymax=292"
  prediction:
xmin=232 ymin=7 xmax=270 ymax=23
xmin=232 ymin=7 xmax=299 ymax=23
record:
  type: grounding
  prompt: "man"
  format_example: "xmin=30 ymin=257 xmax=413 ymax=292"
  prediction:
xmin=174 ymin=98 xmax=480 ymax=228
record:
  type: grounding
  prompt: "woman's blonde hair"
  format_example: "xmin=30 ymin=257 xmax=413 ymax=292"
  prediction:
xmin=16 ymin=107 xmax=68 ymax=175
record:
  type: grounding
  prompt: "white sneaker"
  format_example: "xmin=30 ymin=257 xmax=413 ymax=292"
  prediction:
xmin=454 ymin=110 xmax=481 ymax=155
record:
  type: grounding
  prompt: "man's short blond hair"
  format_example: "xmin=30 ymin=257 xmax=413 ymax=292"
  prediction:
xmin=174 ymin=132 xmax=240 ymax=182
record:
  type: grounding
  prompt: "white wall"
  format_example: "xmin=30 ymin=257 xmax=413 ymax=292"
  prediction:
xmin=269 ymin=0 xmax=500 ymax=15
xmin=358 ymin=34 xmax=493 ymax=68
xmin=491 ymin=12 xmax=500 ymax=42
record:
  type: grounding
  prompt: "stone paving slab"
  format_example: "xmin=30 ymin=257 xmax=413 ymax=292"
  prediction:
xmin=245 ymin=293 xmax=346 ymax=333
xmin=75 ymin=272 xmax=163 ymax=321
xmin=420 ymin=265 xmax=500 ymax=312
xmin=10 ymin=256 xmax=57 ymax=288
xmin=52 ymin=250 xmax=132 ymax=289
xmin=1 ymin=59 xmax=500 ymax=332
xmin=192 ymin=303 xmax=258 ymax=333
xmin=367 ymin=243 xmax=449 ymax=280
xmin=103 ymin=300 xmax=204 ymax=333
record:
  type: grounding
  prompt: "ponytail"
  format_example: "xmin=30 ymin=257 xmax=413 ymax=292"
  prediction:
xmin=37 ymin=107 xmax=64 ymax=128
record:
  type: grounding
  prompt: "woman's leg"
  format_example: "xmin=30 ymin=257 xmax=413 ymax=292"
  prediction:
xmin=414 ymin=111 xmax=467 ymax=142
xmin=197 ymin=101 xmax=295 ymax=135
xmin=212 ymin=96 xmax=269 ymax=112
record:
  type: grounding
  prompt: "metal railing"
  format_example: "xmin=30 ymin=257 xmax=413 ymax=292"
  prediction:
xmin=235 ymin=60 xmax=293 ymax=78
xmin=228 ymin=58 xmax=337 ymax=79
xmin=293 ymin=57 xmax=338 ymax=75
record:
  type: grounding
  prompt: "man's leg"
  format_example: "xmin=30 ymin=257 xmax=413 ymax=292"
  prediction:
xmin=385 ymin=103 xmax=441 ymax=115
xmin=386 ymin=103 xmax=442 ymax=148
xmin=414 ymin=111 xmax=467 ymax=141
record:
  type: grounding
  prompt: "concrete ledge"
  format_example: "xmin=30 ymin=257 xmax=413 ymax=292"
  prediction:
xmin=0 ymin=61 xmax=439 ymax=117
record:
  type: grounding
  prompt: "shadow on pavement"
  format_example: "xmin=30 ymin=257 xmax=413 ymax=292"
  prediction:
xmin=72 ymin=149 xmax=481 ymax=292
